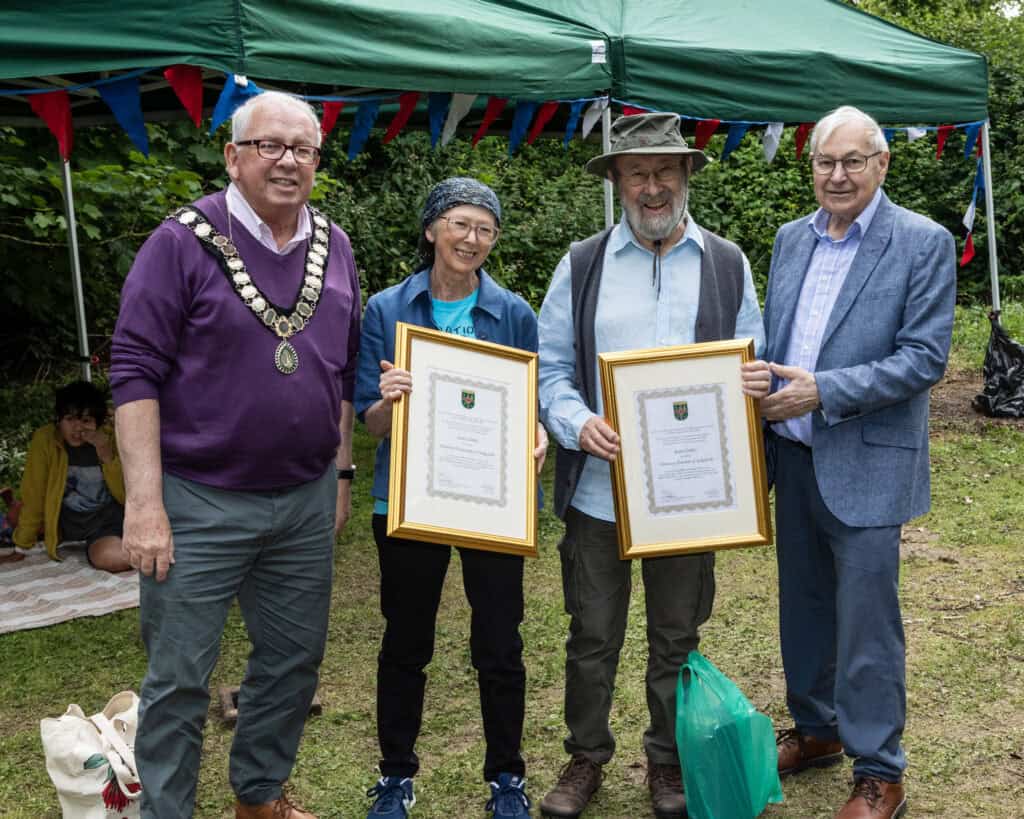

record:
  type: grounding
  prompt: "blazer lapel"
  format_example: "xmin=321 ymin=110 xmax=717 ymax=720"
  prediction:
xmin=819 ymin=192 xmax=896 ymax=349
xmin=768 ymin=220 xmax=817 ymax=361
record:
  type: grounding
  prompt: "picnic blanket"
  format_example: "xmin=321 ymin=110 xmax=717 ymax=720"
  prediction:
xmin=0 ymin=545 xmax=138 ymax=635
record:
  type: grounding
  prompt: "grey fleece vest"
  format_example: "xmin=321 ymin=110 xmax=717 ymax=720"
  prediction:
xmin=552 ymin=224 xmax=747 ymax=520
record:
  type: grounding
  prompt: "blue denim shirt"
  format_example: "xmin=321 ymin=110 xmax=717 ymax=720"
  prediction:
xmin=355 ymin=267 xmax=539 ymax=504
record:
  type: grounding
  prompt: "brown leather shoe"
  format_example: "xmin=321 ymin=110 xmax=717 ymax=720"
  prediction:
xmin=777 ymin=727 xmax=844 ymax=776
xmin=540 ymin=754 xmax=603 ymax=818
xmin=835 ymin=777 xmax=907 ymax=818
xmin=235 ymin=789 xmax=317 ymax=819
xmin=647 ymin=762 xmax=687 ymax=818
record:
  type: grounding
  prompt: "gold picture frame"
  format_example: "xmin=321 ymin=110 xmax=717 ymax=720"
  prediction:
xmin=387 ymin=322 xmax=539 ymax=557
xmin=599 ymin=338 xmax=772 ymax=559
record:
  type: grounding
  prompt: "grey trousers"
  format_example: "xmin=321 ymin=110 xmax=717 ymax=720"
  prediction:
xmin=135 ymin=468 xmax=336 ymax=818
xmin=558 ymin=507 xmax=716 ymax=765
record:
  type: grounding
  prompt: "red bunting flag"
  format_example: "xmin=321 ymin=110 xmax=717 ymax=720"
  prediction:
xmin=794 ymin=123 xmax=814 ymax=160
xmin=935 ymin=125 xmax=953 ymax=159
xmin=383 ymin=92 xmax=420 ymax=144
xmin=977 ymin=138 xmax=983 ymax=158
xmin=472 ymin=97 xmax=509 ymax=147
xmin=694 ymin=119 xmax=720 ymax=149
xmin=29 ymin=90 xmax=73 ymax=160
xmin=960 ymin=232 xmax=975 ymax=267
xmin=526 ymin=102 xmax=559 ymax=145
xmin=622 ymin=105 xmax=646 ymax=116
xmin=320 ymin=101 xmax=345 ymax=140
xmin=164 ymin=65 xmax=204 ymax=128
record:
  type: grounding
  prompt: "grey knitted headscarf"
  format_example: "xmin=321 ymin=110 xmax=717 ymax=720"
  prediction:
xmin=417 ymin=177 xmax=502 ymax=269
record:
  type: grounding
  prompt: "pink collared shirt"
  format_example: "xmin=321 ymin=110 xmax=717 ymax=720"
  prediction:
xmin=225 ymin=182 xmax=312 ymax=255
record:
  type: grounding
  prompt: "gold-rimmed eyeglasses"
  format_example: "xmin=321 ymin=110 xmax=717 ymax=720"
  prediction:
xmin=811 ymin=151 xmax=883 ymax=175
xmin=235 ymin=139 xmax=321 ymax=165
xmin=437 ymin=215 xmax=500 ymax=245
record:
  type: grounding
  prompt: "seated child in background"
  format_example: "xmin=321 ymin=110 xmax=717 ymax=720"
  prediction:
xmin=11 ymin=380 xmax=131 ymax=572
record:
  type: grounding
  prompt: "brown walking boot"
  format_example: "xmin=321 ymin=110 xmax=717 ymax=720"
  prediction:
xmin=835 ymin=777 xmax=907 ymax=819
xmin=540 ymin=754 xmax=603 ymax=818
xmin=776 ymin=727 xmax=844 ymax=776
xmin=235 ymin=789 xmax=317 ymax=819
xmin=647 ymin=762 xmax=687 ymax=818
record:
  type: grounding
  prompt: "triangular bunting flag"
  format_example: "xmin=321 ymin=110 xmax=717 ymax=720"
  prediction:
xmin=720 ymin=123 xmax=750 ymax=161
xmin=963 ymin=123 xmax=982 ymax=159
xmin=581 ymin=97 xmax=608 ymax=139
xmin=526 ymin=101 xmax=559 ymax=146
xmin=98 ymin=75 xmax=149 ymax=155
xmin=428 ymin=92 xmax=451 ymax=148
xmin=622 ymin=105 xmax=647 ymax=116
xmin=210 ymin=74 xmax=261 ymax=135
xmin=694 ymin=119 xmax=720 ymax=150
xmin=29 ymin=90 xmax=73 ymax=160
xmin=564 ymin=100 xmax=586 ymax=147
xmin=441 ymin=93 xmax=477 ymax=146
xmin=794 ymin=123 xmax=813 ymax=160
xmin=762 ymin=122 xmax=784 ymax=163
xmin=906 ymin=126 xmax=927 ymax=143
xmin=935 ymin=125 xmax=953 ymax=159
xmin=164 ymin=64 xmax=204 ymax=128
xmin=472 ymin=97 xmax=508 ymax=147
xmin=508 ymin=101 xmax=538 ymax=155
xmin=960 ymin=232 xmax=975 ymax=267
xmin=383 ymin=92 xmax=420 ymax=144
xmin=348 ymin=100 xmax=381 ymax=160
xmin=321 ymin=101 xmax=345 ymax=141
xmin=883 ymin=128 xmax=896 ymax=144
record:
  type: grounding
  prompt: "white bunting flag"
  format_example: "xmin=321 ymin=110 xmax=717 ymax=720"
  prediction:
xmin=906 ymin=127 xmax=927 ymax=143
xmin=441 ymin=94 xmax=477 ymax=146
xmin=581 ymin=97 xmax=609 ymax=139
xmin=962 ymin=195 xmax=977 ymax=233
xmin=762 ymin=122 xmax=784 ymax=163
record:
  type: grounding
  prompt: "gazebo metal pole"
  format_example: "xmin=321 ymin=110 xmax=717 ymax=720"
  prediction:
xmin=602 ymin=103 xmax=614 ymax=228
xmin=59 ymin=154 xmax=91 ymax=382
xmin=981 ymin=120 xmax=1000 ymax=315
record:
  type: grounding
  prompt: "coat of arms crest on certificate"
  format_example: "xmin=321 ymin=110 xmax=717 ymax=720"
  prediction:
xmin=461 ymin=389 xmax=476 ymax=409
xmin=673 ymin=400 xmax=689 ymax=421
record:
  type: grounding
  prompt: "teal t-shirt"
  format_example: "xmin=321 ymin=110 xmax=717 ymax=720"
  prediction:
xmin=374 ymin=288 xmax=478 ymax=516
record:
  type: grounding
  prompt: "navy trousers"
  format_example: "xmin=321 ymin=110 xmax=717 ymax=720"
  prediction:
xmin=775 ymin=437 xmax=906 ymax=782
xmin=136 ymin=468 xmax=336 ymax=818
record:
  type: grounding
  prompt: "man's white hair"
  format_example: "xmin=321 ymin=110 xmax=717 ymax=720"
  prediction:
xmin=231 ymin=90 xmax=322 ymax=147
xmin=810 ymin=106 xmax=888 ymax=155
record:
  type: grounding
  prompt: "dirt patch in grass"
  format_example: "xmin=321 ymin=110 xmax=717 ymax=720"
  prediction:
xmin=931 ymin=368 xmax=1024 ymax=433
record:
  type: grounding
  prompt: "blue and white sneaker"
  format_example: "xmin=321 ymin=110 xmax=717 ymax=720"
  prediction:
xmin=486 ymin=773 xmax=531 ymax=818
xmin=366 ymin=776 xmax=415 ymax=819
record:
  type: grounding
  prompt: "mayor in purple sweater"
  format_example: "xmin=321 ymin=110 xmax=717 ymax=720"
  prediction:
xmin=110 ymin=91 xmax=361 ymax=819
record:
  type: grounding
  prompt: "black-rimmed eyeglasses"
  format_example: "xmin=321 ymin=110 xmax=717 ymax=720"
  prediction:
xmin=235 ymin=139 xmax=321 ymax=165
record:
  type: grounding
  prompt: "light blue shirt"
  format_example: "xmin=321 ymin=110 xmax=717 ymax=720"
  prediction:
xmin=774 ymin=187 xmax=883 ymax=446
xmin=538 ymin=214 xmax=765 ymax=522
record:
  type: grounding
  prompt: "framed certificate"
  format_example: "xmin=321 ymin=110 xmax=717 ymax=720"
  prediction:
xmin=599 ymin=338 xmax=772 ymax=559
xmin=387 ymin=322 xmax=539 ymax=556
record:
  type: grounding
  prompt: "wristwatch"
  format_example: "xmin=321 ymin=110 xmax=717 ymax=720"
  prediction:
xmin=337 ymin=466 xmax=356 ymax=480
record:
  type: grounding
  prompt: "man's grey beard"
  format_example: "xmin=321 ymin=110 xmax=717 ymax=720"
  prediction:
xmin=624 ymin=186 xmax=689 ymax=242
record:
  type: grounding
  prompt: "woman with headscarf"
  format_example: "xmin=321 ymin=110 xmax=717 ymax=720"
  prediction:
xmin=355 ymin=178 xmax=546 ymax=819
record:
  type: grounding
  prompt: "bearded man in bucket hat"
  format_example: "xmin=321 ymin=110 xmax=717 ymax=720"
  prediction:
xmin=536 ymin=112 xmax=764 ymax=818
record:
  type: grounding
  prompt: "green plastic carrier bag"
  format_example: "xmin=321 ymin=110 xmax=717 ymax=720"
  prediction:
xmin=676 ymin=651 xmax=784 ymax=819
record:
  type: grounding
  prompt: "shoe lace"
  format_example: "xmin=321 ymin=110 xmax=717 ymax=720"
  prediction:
xmin=776 ymin=727 xmax=801 ymax=749
xmin=557 ymin=755 xmax=603 ymax=790
xmin=851 ymin=777 xmax=884 ymax=809
xmin=273 ymin=784 xmax=304 ymax=818
xmin=366 ymin=778 xmax=411 ymax=815
xmin=486 ymin=777 xmax=531 ymax=814
xmin=646 ymin=763 xmax=682 ymax=790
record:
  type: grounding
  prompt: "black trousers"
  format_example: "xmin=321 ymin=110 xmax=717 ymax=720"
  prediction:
xmin=372 ymin=514 xmax=526 ymax=782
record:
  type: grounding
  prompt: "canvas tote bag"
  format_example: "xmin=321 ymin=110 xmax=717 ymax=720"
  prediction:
xmin=40 ymin=690 xmax=142 ymax=818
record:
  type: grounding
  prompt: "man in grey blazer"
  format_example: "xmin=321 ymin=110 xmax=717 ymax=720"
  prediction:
xmin=742 ymin=106 xmax=955 ymax=819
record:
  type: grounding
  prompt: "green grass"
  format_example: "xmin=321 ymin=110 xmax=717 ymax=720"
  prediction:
xmin=1 ymin=306 xmax=1023 ymax=817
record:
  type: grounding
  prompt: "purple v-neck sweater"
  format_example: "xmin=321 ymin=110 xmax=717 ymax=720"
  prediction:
xmin=111 ymin=191 xmax=361 ymax=491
